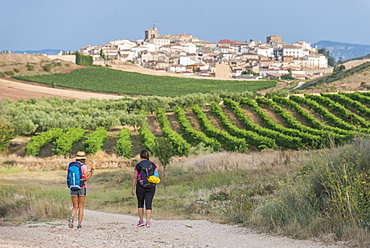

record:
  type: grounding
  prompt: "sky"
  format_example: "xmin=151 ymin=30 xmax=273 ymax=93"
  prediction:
xmin=1 ymin=0 xmax=370 ymax=51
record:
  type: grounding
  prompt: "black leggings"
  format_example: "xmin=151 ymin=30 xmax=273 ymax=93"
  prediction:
xmin=136 ymin=185 xmax=156 ymax=210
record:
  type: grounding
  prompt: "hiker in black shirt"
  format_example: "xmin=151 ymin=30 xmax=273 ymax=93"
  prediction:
xmin=131 ymin=150 xmax=159 ymax=227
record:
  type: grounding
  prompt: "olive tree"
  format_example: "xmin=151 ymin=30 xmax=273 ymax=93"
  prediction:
xmin=151 ymin=137 xmax=174 ymax=187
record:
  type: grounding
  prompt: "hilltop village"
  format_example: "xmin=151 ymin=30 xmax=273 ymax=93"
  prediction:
xmin=78 ymin=25 xmax=328 ymax=80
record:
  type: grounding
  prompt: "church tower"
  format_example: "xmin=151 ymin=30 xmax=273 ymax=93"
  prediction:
xmin=267 ymin=35 xmax=282 ymax=43
xmin=145 ymin=23 xmax=158 ymax=41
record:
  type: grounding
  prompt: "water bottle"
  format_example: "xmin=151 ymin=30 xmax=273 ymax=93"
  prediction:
xmin=138 ymin=173 xmax=144 ymax=186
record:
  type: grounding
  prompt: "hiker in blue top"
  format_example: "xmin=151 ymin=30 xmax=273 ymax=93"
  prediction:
xmin=132 ymin=150 xmax=159 ymax=227
xmin=67 ymin=151 xmax=95 ymax=229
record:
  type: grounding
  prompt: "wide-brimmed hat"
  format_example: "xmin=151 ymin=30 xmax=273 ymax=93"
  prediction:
xmin=76 ymin=151 xmax=87 ymax=160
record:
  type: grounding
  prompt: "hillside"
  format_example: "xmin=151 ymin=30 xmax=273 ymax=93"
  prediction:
xmin=0 ymin=53 xmax=82 ymax=77
xmin=313 ymin=40 xmax=370 ymax=61
xmin=299 ymin=60 xmax=370 ymax=93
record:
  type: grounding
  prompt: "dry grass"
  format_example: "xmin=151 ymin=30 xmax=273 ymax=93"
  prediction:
xmin=173 ymin=150 xmax=297 ymax=172
xmin=0 ymin=151 xmax=135 ymax=171
xmin=0 ymin=53 xmax=81 ymax=77
xmin=1 ymin=149 xmax=298 ymax=173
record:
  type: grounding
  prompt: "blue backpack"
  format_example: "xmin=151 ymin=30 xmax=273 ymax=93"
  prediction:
xmin=67 ymin=162 xmax=85 ymax=190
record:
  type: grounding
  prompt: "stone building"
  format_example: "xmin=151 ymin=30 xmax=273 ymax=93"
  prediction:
xmin=267 ymin=35 xmax=282 ymax=43
xmin=145 ymin=24 xmax=158 ymax=41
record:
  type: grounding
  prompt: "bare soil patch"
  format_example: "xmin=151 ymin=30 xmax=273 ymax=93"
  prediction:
xmin=167 ymin=112 xmax=183 ymax=134
xmin=147 ymin=115 xmax=162 ymax=137
xmin=0 ymin=78 xmax=124 ymax=102
xmin=259 ymin=106 xmax=288 ymax=127
xmin=239 ymin=105 xmax=266 ymax=127
xmin=205 ymin=110 xmax=223 ymax=130
xmin=223 ymin=107 xmax=245 ymax=129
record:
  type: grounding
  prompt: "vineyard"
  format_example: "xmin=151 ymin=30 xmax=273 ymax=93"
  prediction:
xmin=13 ymin=66 xmax=277 ymax=97
xmin=6 ymin=91 xmax=370 ymax=158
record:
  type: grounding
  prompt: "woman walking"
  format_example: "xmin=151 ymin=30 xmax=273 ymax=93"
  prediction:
xmin=68 ymin=151 xmax=95 ymax=229
xmin=132 ymin=150 xmax=159 ymax=227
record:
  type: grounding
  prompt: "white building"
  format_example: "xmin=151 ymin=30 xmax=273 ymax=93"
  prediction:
xmin=182 ymin=43 xmax=197 ymax=53
xmin=167 ymin=64 xmax=188 ymax=73
xmin=303 ymin=54 xmax=328 ymax=68
xmin=255 ymin=46 xmax=274 ymax=58
xmin=259 ymin=69 xmax=290 ymax=77
xmin=110 ymin=39 xmax=136 ymax=47
xmin=179 ymin=53 xmax=199 ymax=65
xmin=282 ymin=45 xmax=309 ymax=58
xmin=154 ymin=36 xmax=171 ymax=50
xmin=293 ymin=41 xmax=317 ymax=52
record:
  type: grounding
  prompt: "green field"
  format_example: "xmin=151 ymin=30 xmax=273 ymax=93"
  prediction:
xmin=14 ymin=66 xmax=277 ymax=97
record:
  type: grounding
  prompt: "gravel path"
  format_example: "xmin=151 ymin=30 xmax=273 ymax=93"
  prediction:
xmin=0 ymin=210 xmax=343 ymax=248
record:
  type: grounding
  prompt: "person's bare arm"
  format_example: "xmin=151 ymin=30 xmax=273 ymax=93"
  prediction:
xmin=85 ymin=165 xmax=95 ymax=181
xmin=132 ymin=170 xmax=138 ymax=196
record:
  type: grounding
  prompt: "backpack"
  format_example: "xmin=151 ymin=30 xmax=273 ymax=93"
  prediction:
xmin=67 ymin=162 xmax=85 ymax=190
xmin=138 ymin=160 xmax=156 ymax=188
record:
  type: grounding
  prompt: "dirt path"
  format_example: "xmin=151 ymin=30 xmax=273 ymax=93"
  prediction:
xmin=0 ymin=210 xmax=342 ymax=248
xmin=0 ymin=78 xmax=124 ymax=102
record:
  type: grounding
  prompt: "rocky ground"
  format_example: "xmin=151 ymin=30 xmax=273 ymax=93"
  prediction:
xmin=0 ymin=210 xmax=343 ymax=248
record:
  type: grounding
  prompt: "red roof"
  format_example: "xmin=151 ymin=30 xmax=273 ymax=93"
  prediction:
xmin=218 ymin=39 xmax=244 ymax=45
xmin=218 ymin=39 xmax=233 ymax=44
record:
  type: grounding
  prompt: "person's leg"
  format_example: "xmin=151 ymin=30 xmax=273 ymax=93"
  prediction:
xmin=138 ymin=208 xmax=144 ymax=220
xmin=71 ymin=196 xmax=79 ymax=217
xmin=144 ymin=187 xmax=156 ymax=223
xmin=77 ymin=195 xmax=86 ymax=226
xmin=69 ymin=195 xmax=79 ymax=228
xmin=146 ymin=209 xmax=152 ymax=223
xmin=136 ymin=186 xmax=145 ymax=225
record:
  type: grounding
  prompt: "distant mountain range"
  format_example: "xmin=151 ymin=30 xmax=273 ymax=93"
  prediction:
xmin=313 ymin=40 xmax=370 ymax=62
xmin=4 ymin=49 xmax=63 ymax=55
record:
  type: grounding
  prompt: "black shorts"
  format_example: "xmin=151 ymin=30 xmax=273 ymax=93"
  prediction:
xmin=136 ymin=185 xmax=156 ymax=210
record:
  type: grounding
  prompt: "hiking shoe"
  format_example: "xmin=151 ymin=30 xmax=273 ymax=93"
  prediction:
xmin=145 ymin=222 xmax=151 ymax=228
xmin=68 ymin=216 xmax=74 ymax=228
xmin=136 ymin=220 xmax=145 ymax=227
xmin=77 ymin=225 xmax=82 ymax=229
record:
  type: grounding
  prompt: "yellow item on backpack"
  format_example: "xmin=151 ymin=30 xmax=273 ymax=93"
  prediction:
xmin=148 ymin=175 xmax=160 ymax=184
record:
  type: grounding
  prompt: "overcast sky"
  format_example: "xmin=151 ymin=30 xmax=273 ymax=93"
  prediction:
xmin=1 ymin=0 xmax=369 ymax=51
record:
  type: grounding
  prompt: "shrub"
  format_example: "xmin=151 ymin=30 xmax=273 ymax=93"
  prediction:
xmin=42 ymin=64 xmax=52 ymax=72
xmin=265 ymin=89 xmax=288 ymax=99
xmin=75 ymin=52 xmax=93 ymax=66
xmin=115 ymin=127 xmax=132 ymax=158
xmin=26 ymin=63 xmax=35 ymax=71
xmin=4 ymin=71 xmax=14 ymax=76
xmin=253 ymin=138 xmax=370 ymax=243
xmin=0 ymin=121 xmax=14 ymax=152
xmin=83 ymin=127 xmax=108 ymax=154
